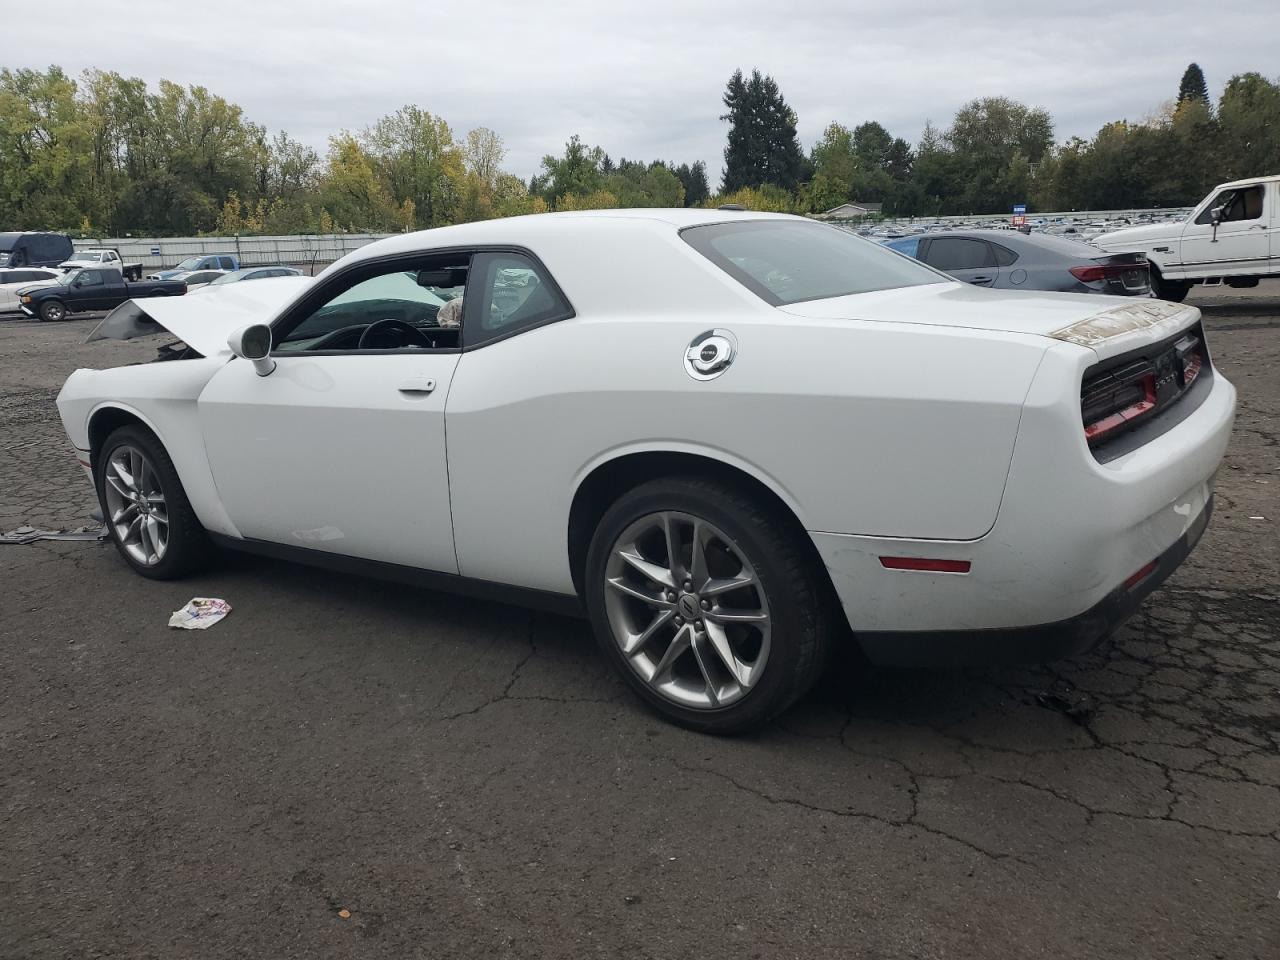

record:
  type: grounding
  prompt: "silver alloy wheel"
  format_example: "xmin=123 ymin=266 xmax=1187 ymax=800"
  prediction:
xmin=43 ymin=302 xmax=65 ymax=321
xmin=604 ymin=511 xmax=771 ymax=709
xmin=102 ymin=445 xmax=169 ymax=566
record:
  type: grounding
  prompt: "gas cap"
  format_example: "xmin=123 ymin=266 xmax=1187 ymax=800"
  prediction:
xmin=685 ymin=329 xmax=737 ymax=381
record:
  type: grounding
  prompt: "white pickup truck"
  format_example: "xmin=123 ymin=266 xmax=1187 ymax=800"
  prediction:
xmin=1096 ymin=174 xmax=1278 ymax=301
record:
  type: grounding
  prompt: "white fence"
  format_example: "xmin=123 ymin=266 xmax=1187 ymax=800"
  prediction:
xmin=824 ymin=207 xmax=1194 ymax=226
xmin=72 ymin=233 xmax=396 ymax=271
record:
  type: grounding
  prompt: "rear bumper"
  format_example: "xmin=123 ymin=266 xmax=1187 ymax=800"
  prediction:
xmin=810 ymin=360 xmax=1234 ymax=666
xmin=855 ymin=496 xmax=1210 ymax=667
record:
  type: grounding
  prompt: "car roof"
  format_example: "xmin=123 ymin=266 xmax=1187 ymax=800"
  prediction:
xmin=339 ymin=208 xmax=809 ymax=268
xmin=1217 ymin=173 xmax=1280 ymax=189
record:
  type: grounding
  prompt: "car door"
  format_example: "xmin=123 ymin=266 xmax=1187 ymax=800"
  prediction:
xmin=67 ymin=270 xmax=109 ymax=309
xmin=920 ymin=236 xmax=1001 ymax=286
xmin=197 ymin=253 xmax=468 ymax=572
xmin=1179 ymin=184 xmax=1270 ymax=275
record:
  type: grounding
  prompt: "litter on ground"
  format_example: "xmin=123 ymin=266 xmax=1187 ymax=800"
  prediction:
xmin=168 ymin=598 xmax=232 ymax=630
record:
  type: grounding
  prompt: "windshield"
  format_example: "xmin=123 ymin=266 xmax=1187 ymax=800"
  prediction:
xmin=173 ymin=256 xmax=203 ymax=271
xmin=76 ymin=252 xmax=104 ymax=261
xmin=682 ymin=220 xmax=945 ymax=306
xmin=0 ymin=234 xmax=18 ymax=253
xmin=56 ymin=269 xmax=80 ymax=286
xmin=208 ymin=271 xmax=239 ymax=285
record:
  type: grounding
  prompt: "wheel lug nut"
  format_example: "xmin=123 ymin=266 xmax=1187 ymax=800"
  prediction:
xmin=700 ymin=599 xmax=710 ymax=610
xmin=674 ymin=616 xmax=684 ymax=625
xmin=683 ymin=581 xmax=692 ymax=591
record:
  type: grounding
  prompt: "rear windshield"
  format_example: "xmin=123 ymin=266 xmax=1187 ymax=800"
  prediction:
xmin=682 ymin=220 xmax=944 ymax=306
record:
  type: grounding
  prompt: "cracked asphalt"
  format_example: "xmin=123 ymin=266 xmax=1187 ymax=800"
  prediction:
xmin=2 ymin=287 xmax=1278 ymax=959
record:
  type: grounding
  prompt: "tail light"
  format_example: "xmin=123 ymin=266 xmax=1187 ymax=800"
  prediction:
xmin=1069 ymin=263 xmax=1141 ymax=283
xmin=1080 ymin=330 xmax=1206 ymax=448
xmin=1081 ymin=360 xmax=1157 ymax=444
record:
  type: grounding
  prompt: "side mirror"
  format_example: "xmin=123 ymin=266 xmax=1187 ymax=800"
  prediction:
xmin=227 ymin=324 xmax=276 ymax=377
xmin=1210 ymin=204 xmax=1225 ymax=226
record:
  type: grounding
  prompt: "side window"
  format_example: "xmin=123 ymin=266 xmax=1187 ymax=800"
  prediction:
xmin=1195 ymin=188 xmax=1263 ymax=225
xmin=273 ymin=258 xmax=468 ymax=353
xmin=220 ymin=257 xmax=236 ymax=270
xmin=76 ymin=270 xmax=104 ymax=287
xmin=925 ymin=237 xmax=996 ymax=271
xmin=887 ymin=237 xmax=920 ymax=258
xmin=465 ymin=251 xmax=572 ymax=347
xmin=991 ymin=242 xmax=1019 ymax=266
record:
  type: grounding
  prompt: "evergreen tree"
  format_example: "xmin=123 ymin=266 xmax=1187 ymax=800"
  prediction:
xmin=720 ymin=68 xmax=805 ymax=192
xmin=1177 ymin=63 xmax=1210 ymax=108
xmin=672 ymin=161 xmax=710 ymax=206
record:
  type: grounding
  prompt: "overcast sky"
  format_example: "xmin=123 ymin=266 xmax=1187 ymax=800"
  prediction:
xmin=7 ymin=0 xmax=1276 ymax=184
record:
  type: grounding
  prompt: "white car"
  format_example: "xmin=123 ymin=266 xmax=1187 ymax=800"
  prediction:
xmin=56 ymin=211 xmax=1235 ymax=732
xmin=170 ymin=268 xmax=231 ymax=290
xmin=1097 ymin=174 xmax=1280 ymax=300
xmin=0 ymin=267 xmax=62 ymax=312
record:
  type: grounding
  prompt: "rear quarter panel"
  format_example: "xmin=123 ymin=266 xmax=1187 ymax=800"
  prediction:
xmin=445 ymin=311 xmax=1048 ymax=593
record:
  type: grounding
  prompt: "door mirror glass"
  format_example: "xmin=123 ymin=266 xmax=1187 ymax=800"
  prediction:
xmin=227 ymin=324 xmax=276 ymax=376
xmin=1210 ymin=204 xmax=1225 ymax=225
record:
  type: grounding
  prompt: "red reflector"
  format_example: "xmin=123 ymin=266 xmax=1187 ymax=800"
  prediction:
xmin=1123 ymin=560 xmax=1158 ymax=591
xmin=880 ymin=556 xmax=971 ymax=573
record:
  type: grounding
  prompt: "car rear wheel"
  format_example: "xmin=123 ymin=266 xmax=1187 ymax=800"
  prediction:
xmin=1150 ymin=270 xmax=1190 ymax=303
xmin=96 ymin=425 xmax=215 ymax=580
xmin=39 ymin=300 xmax=66 ymax=322
xmin=585 ymin=476 xmax=832 ymax=734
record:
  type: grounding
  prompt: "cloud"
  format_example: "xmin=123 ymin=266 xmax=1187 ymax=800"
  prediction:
xmin=6 ymin=0 xmax=1275 ymax=184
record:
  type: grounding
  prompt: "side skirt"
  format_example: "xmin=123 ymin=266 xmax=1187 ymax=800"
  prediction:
xmin=208 ymin=533 xmax=586 ymax=619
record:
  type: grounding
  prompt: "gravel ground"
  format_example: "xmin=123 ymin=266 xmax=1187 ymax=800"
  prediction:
xmin=2 ymin=287 xmax=1278 ymax=959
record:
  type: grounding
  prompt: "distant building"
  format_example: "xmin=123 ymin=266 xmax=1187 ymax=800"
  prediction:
xmin=823 ymin=202 xmax=883 ymax=218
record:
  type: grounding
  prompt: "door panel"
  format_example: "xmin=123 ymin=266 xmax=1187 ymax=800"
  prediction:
xmin=198 ymin=352 xmax=461 ymax=571
xmin=1180 ymin=184 xmax=1270 ymax=275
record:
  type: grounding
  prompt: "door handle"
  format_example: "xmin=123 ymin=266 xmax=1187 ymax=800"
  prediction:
xmin=968 ymin=276 xmax=994 ymax=285
xmin=397 ymin=377 xmax=436 ymax=395
xmin=1248 ymin=224 xmax=1266 ymax=230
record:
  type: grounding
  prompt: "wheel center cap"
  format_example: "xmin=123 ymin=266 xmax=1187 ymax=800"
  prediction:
xmin=678 ymin=594 xmax=701 ymax=619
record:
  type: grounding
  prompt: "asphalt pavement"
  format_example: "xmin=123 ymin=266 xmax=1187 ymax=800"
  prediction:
xmin=2 ymin=288 xmax=1278 ymax=959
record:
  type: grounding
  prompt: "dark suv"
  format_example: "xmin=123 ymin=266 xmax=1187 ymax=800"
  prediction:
xmin=0 ymin=232 xmax=75 ymax=268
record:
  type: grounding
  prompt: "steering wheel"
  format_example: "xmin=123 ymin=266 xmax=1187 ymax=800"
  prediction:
xmin=358 ymin=318 xmax=433 ymax=350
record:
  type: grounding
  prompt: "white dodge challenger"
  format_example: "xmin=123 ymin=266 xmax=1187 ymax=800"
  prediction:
xmin=57 ymin=210 xmax=1235 ymax=732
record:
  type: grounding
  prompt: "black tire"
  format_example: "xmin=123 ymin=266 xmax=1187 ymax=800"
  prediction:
xmin=585 ymin=476 xmax=834 ymax=734
xmin=1150 ymin=269 xmax=1191 ymax=303
xmin=95 ymin=425 xmax=215 ymax=580
xmin=39 ymin=299 xmax=66 ymax=322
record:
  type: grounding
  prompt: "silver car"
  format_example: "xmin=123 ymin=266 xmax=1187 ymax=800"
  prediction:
xmin=886 ymin=230 xmax=1151 ymax=296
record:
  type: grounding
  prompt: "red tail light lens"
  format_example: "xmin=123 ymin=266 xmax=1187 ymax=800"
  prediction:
xmin=1069 ymin=262 xmax=1141 ymax=283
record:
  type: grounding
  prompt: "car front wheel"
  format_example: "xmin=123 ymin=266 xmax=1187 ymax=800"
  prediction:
xmin=1150 ymin=270 xmax=1190 ymax=303
xmin=39 ymin=300 xmax=66 ymax=322
xmin=96 ymin=425 xmax=214 ymax=579
xmin=585 ymin=476 xmax=833 ymax=734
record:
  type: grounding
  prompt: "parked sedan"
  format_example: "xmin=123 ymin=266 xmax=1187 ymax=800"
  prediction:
xmin=59 ymin=212 xmax=1233 ymax=733
xmin=189 ymin=265 xmax=303 ymax=294
xmin=885 ymin=230 xmax=1151 ymax=296
xmin=171 ymin=269 xmax=230 ymax=290
xmin=0 ymin=267 xmax=62 ymax=313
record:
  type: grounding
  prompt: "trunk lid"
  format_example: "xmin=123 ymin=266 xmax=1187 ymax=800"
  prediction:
xmin=778 ymin=281 xmax=1200 ymax=360
xmin=86 ymin=276 xmax=311 ymax=357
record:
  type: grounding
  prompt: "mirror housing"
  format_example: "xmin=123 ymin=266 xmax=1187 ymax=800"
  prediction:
xmin=227 ymin=324 xmax=276 ymax=377
xmin=1210 ymin=204 xmax=1225 ymax=226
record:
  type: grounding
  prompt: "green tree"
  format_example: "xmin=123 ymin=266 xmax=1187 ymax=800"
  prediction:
xmin=720 ymin=68 xmax=805 ymax=192
xmin=361 ymin=105 xmax=461 ymax=228
xmin=1177 ymin=63 xmax=1210 ymax=109
xmin=671 ymin=161 xmax=710 ymax=206
xmin=538 ymin=135 xmax=606 ymax=203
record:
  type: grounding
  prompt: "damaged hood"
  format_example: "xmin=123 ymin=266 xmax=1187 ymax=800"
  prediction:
xmin=87 ymin=276 xmax=312 ymax=356
xmin=779 ymin=282 xmax=1200 ymax=360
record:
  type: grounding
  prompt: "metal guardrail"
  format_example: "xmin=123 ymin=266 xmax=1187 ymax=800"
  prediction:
xmin=823 ymin=207 xmax=1195 ymax=226
xmin=71 ymin=233 xmax=396 ymax=272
